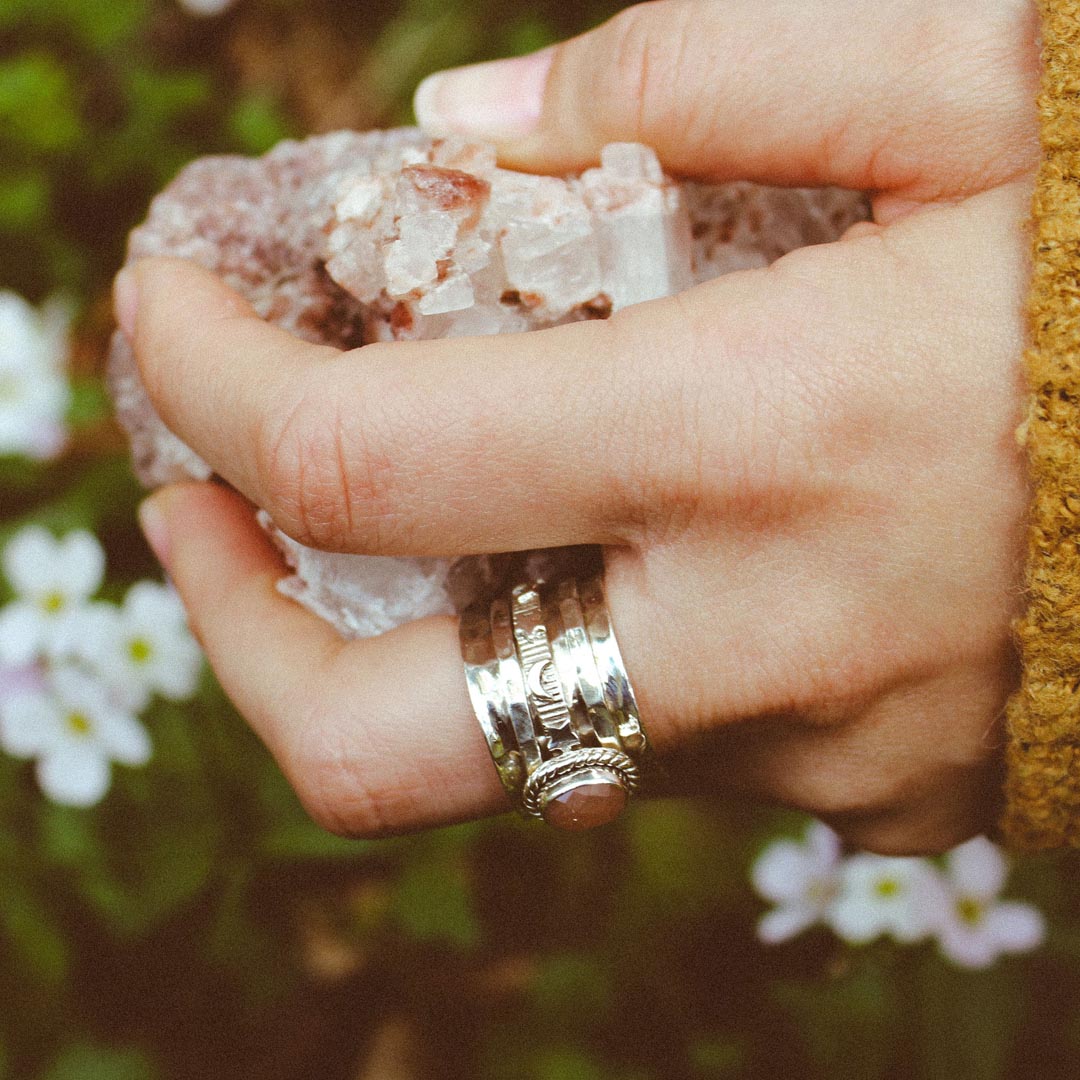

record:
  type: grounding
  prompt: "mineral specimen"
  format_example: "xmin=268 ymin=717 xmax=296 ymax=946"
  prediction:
xmin=109 ymin=130 xmax=868 ymax=639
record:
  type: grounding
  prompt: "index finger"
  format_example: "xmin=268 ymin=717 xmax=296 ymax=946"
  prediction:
xmin=117 ymin=256 xmax=703 ymax=557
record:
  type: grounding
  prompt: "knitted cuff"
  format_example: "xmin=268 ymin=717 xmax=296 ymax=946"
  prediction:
xmin=1004 ymin=0 xmax=1080 ymax=849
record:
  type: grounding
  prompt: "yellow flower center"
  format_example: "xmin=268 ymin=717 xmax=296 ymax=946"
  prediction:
xmin=874 ymin=878 xmax=900 ymax=899
xmin=39 ymin=591 xmax=65 ymax=614
xmin=128 ymin=637 xmax=153 ymax=664
xmin=66 ymin=712 xmax=92 ymax=737
xmin=957 ymin=897 xmax=985 ymax=926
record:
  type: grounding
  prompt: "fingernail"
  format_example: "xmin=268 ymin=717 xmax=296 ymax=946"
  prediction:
xmin=113 ymin=267 xmax=138 ymax=341
xmin=414 ymin=49 xmax=553 ymax=141
xmin=138 ymin=495 xmax=172 ymax=572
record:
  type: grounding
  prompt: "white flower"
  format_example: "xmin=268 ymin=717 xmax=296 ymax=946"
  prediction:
xmin=177 ymin=0 xmax=236 ymax=16
xmin=0 ymin=291 xmax=71 ymax=461
xmin=828 ymin=854 xmax=944 ymax=945
xmin=81 ymin=582 xmax=202 ymax=711
xmin=0 ymin=527 xmax=105 ymax=667
xmin=752 ymin=820 xmax=843 ymax=943
xmin=0 ymin=667 xmax=151 ymax=806
xmin=931 ymin=837 xmax=1046 ymax=969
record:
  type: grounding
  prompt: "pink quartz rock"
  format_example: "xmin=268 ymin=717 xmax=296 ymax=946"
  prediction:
xmin=109 ymin=130 xmax=868 ymax=639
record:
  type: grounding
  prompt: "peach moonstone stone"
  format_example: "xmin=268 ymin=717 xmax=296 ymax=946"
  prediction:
xmin=539 ymin=771 xmax=629 ymax=831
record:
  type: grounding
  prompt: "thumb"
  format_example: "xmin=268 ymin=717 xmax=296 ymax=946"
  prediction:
xmin=415 ymin=0 xmax=1037 ymax=198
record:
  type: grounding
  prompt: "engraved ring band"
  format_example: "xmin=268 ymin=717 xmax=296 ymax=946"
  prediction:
xmin=460 ymin=573 xmax=649 ymax=831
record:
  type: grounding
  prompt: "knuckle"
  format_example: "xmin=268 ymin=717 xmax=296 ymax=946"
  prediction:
xmin=593 ymin=1 xmax=696 ymax=141
xmin=888 ymin=0 xmax=1038 ymax=188
xmin=777 ymin=754 xmax=920 ymax=823
xmin=255 ymin=371 xmax=398 ymax=553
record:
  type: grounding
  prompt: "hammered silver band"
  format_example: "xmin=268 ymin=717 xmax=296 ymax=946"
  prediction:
xmin=460 ymin=574 xmax=649 ymax=831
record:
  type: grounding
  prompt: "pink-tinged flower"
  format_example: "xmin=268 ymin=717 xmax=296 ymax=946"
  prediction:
xmin=0 ymin=292 xmax=71 ymax=461
xmin=752 ymin=820 xmax=843 ymax=943
xmin=932 ymin=837 xmax=1046 ymax=969
xmin=0 ymin=666 xmax=151 ymax=807
xmin=0 ymin=662 xmax=45 ymax=701
xmin=828 ymin=854 xmax=944 ymax=945
xmin=0 ymin=527 xmax=105 ymax=667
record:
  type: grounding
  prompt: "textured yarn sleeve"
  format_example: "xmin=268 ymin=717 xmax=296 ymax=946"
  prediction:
xmin=1004 ymin=0 xmax=1080 ymax=849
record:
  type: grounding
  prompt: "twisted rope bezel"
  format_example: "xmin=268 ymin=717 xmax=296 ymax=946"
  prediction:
xmin=521 ymin=746 xmax=640 ymax=818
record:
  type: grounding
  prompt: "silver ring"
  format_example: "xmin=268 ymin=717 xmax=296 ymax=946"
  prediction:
xmin=459 ymin=572 xmax=649 ymax=831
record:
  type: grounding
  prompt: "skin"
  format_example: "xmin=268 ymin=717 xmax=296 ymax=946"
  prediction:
xmin=120 ymin=0 xmax=1042 ymax=854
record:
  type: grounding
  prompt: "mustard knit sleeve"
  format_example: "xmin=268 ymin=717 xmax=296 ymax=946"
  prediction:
xmin=1004 ymin=0 xmax=1080 ymax=849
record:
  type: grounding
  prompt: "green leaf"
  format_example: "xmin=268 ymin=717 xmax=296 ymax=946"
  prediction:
xmin=530 ymin=953 xmax=611 ymax=1026
xmin=228 ymin=94 xmax=294 ymax=156
xmin=41 ymin=1044 xmax=156 ymax=1080
xmin=0 ymin=455 xmax=142 ymax=541
xmin=37 ymin=708 xmax=219 ymax=938
xmin=260 ymin=820 xmax=370 ymax=861
xmin=915 ymin=952 xmax=1025 ymax=1080
xmin=0 ymin=55 xmax=82 ymax=153
xmin=0 ymin=877 xmax=68 ymax=990
xmin=67 ymin=377 xmax=111 ymax=431
xmin=774 ymin=955 xmax=901 ymax=1080
xmin=392 ymin=834 xmax=480 ymax=949
xmin=690 ymin=1037 xmax=747 ymax=1077
xmin=535 ymin=1047 xmax=603 ymax=1080
xmin=502 ymin=16 xmax=557 ymax=57
xmin=58 ymin=0 xmax=148 ymax=52
xmin=0 ymin=169 xmax=49 ymax=231
xmin=205 ymin=863 xmax=294 ymax=1003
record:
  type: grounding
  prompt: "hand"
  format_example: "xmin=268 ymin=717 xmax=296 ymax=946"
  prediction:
xmin=119 ymin=0 xmax=1040 ymax=853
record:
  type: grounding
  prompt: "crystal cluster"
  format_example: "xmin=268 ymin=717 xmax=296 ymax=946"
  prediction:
xmin=109 ymin=130 xmax=867 ymax=639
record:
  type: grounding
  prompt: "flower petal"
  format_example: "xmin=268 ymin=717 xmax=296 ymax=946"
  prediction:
xmin=827 ymin=891 xmax=887 ymax=945
xmin=37 ymin=744 xmax=111 ymax=807
xmin=152 ymin=637 xmax=203 ymax=699
xmin=123 ymin=581 xmax=186 ymax=626
xmin=0 ymin=688 xmax=62 ymax=757
xmin=983 ymin=902 xmax=1046 ymax=956
xmin=936 ymin=919 xmax=999 ymax=970
xmin=94 ymin=709 xmax=151 ymax=766
xmin=55 ymin=531 xmax=106 ymax=600
xmin=758 ymin=903 xmax=820 ymax=945
xmin=945 ymin=836 xmax=1008 ymax=901
xmin=828 ymin=855 xmax=945 ymax=945
xmin=0 ymin=662 xmax=45 ymax=699
xmin=752 ymin=841 xmax=815 ymax=904
xmin=0 ymin=601 xmax=48 ymax=667
xmin=2 ymin=526 xmax=57 ymax=596
xmin=806 ymin=819 xmax=842 ymax=867
xmin=50 ymin=665 xmax=110 ymax=714
xmin=49 ymin=602 xmax=119 ymax=667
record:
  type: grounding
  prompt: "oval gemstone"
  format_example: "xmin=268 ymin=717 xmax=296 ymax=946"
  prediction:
xmin=541 ymin=777 xmax=628 ymax=831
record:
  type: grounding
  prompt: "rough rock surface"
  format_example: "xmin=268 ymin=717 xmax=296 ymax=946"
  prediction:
xmin=109 ymin=130 xmax=868 ymax=639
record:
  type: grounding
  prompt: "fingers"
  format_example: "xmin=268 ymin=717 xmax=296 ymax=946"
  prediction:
xmin=119 ymin=255 xmax=723 ymax=557
xmin=139 ymin=481 xmax=507 ymax=836
xmin=120 ymin=178 xmax=1030 ymax=569
xmin=415 ymin=0 xmax=1039 ymax=198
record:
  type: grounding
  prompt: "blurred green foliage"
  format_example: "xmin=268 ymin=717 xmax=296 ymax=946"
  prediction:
xmin=2 ymin=2 xmax=1079 ymax=1079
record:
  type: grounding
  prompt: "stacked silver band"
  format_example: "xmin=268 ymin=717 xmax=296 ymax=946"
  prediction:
xmin=461 ymin=574 xmax=648 ymax=831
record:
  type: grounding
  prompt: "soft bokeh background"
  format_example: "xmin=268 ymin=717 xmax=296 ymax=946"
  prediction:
xmin=1 ymin=1 xmax=1078 ymax=1077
